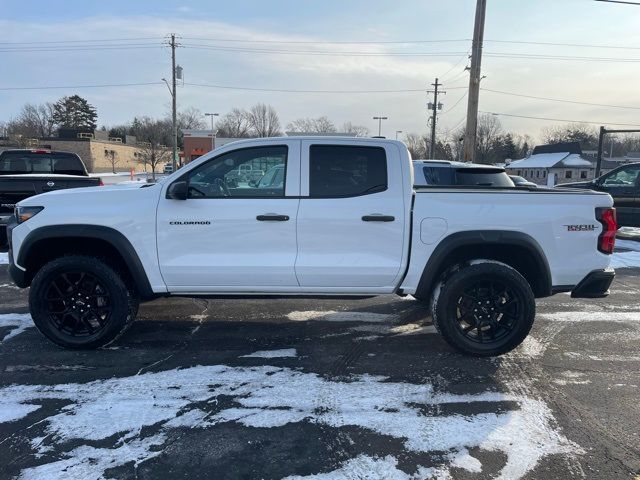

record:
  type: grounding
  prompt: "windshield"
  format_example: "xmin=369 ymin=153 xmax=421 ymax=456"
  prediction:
xmin=0 ymin=152 xmax=86 ymax=175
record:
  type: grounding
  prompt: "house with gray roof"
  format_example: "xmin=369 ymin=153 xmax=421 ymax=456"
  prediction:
xmin=506 ymin=142 xmax=594 ymax=186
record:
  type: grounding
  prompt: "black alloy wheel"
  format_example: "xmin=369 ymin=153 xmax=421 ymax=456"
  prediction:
xmin=45 ymin=271 xmax=112 ymax=337
xmin=432 ymin=262 xmax=535 ymax=356
xmin=29 ymin=255 xmax=137 ymax=349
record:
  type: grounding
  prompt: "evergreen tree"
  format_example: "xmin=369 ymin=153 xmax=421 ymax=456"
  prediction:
xmin=52 ymin=95 xmax=97 ymax=130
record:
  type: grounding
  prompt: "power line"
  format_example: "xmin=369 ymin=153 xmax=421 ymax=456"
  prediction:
xmin=181 ymin=44 xmax=469 ymax=57
xmin=184 ymin=82 xmax=468 ymax=93
xmin=0 ymin=82 xmax=163 ymax=91
xmin=440 ymin=91 xmax=468 ymax=115
xmin=180 ymin=44 xmax=640 ymax=62
xmin=181 ymin=36 xmax=471 ymax=45
xmin=0 ymin=44 xmax=162 ymax=53
xmin=481 ymin=88 xmax=640 ymax=110
xmin=480 ymin=111 xmax=640 ymax=127
xmin=484 ymin=39 xmax=640 ymax=50
xmin=595 ymin=0 xmax=640 ymax=5
xmin=439 ymin=51 xmax=471 ymax=82
xmin=0 ymin=37 xmax=164 ymax=45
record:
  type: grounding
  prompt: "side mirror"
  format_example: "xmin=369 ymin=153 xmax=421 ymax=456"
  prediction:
xmin=166 ymin=180 xmax=188 ymax=200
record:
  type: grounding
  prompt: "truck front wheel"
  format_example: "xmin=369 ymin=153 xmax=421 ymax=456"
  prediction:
xmin=432 ymin=261 xmax=535 ymax=357
xmin=29 ymin=255 xmax=138 ymax=349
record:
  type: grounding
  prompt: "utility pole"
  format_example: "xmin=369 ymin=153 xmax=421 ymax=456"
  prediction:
xmin=462 ymin=0 xmax=487 ymax=162
xmin=428 ymin=78 xmax=445 ymax=159
xmin=170 ymin=34 xmax=178 ymax=171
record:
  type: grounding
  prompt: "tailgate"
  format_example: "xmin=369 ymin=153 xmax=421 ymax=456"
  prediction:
xmin=0 ymin=176 xmax=100 ymax=216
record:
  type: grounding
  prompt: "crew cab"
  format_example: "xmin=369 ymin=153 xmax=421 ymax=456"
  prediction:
xmin=562 ymin=162 xmax=640 ymax=227
xmin=0 ymin=149 xmax=101 ymax=245
xmin=6 ymin=137 xmax=617 ymax=356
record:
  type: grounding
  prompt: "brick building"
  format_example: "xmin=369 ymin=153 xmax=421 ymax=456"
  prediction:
xmin=181 ymin=130 xmax=237 ymax=164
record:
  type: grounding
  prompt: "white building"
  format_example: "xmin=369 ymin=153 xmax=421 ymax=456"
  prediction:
xmin=506 ymin=152 xmax=594 ymax=186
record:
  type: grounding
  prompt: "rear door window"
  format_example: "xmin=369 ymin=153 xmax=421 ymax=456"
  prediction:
xmin=309 ymin=145 xmax=387 ymax=198
xmin=0 ymin=152 xmax=85 ymax=175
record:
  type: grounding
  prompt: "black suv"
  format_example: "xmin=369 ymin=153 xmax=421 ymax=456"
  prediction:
xmin=413 ymin=160 xmax=515 ymax=187
xmin=563 ymin=162 xmax=640 ymax=227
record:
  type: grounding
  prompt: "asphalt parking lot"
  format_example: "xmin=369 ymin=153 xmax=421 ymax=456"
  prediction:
xmin=1 ymin=253 xmax=639 ymax=479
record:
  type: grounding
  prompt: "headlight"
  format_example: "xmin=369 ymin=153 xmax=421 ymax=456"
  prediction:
xmin=15 ymin=206 xmax=44 ymax=224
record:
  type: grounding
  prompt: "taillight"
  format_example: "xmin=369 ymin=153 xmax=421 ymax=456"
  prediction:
xmin=99 ymin=179 xmax=104 ymax=186
xmin=596 ymin=207 xmax=617 ymax=254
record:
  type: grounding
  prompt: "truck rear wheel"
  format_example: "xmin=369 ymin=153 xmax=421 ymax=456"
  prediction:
xmin=432 ymin=261 xmax=535 ymax=357
xmin=29 ymin=255 xmax=138 ymax=349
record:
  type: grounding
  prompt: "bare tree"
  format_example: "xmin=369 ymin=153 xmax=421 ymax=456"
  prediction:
xmin=7 ymin=103 xmax=56 ymax=138
xmin=177 ymin=106 xmax=207 ymax=130
xmin=341 ymin=122 xmax=370 ymax=137
xmin=104 ymin=149 xmax=119 ymax=174
xmin=247 ymin=103 xmax=281 ymax=137
xmin=215 ymin=108 xmax=252 ymax=138
xmin=403 ymin=133 xmax=428 ymax=159
xmin=541 ymin=123 xmax=599 ymax=151
xmin=132 ymin=117 xmax=172 ymax=181
xmin=475 ymin=113 xmax=503 ymax=164
xmin=286 ymin=116 xmax=337 ymax=134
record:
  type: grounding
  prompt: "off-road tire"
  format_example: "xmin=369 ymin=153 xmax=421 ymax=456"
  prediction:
xmin=432 ymin=261 xmax=535 ymax=356
xmin=29 ymin=255 xmax=138 ymax=349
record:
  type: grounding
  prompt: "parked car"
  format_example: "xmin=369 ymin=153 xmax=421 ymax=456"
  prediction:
xmin=7 ymin=137 xmax=616 ymax=356
xmin=509 ymin=175 xmax=538 ymax=188
xmin=561 ymin=162 xmax=640 ymax=227
xmin=413 ymin=159 xmax=515 ymax=187
xmin=163 ymin=162 xmax=174 ymax=174
xmin=0 ymin=149 xmax=101 ymax=246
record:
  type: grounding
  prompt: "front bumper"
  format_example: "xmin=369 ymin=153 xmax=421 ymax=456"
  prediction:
xmin=571 ymin=268 xmax=615 ymax=298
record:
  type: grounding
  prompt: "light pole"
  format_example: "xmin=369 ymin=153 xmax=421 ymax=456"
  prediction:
xmin=205 ymin=112 xmax=219 ymax=150
xmin=373 ymin=116 xmax=388 ymax=137
xmin=395 ymin=130 xmax=403 ymax=140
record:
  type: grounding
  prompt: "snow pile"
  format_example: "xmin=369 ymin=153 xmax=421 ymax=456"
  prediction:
xmin=0 ymin=313 xmax=33 ymax=342
xmin=611 ymin=239 xmax=640 ymax=269
xmin=241 ymin=348 xmax=297 ymax=359
xmin=287 ymin=310 xmax=393 ymax=323
xmin=1 ymin=364 xmax=579 ymax=479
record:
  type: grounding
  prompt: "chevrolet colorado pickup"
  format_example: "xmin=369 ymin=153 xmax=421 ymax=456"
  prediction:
xmin=0 ymin=149 xmax=101 ymax=245
xmin=6 ymin=137 xmax=617 ymax=356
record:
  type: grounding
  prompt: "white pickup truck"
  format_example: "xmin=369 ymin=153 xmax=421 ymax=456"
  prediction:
xmin=6 ymin=137 xmax=617 ymax=356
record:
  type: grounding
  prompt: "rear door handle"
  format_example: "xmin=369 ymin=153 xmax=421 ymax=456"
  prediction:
xmin=362 ymin=214 xmax=395 ymax=222
xmin=257 ymin=214 xmax=290 ymax=221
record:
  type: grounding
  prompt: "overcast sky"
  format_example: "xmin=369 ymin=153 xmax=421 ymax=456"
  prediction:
xmin=2 ymin=0 xmax=640 ymax=142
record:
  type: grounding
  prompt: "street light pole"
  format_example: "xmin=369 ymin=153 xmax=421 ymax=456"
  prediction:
xmin=395 ymin=130 xmax=403 ymax=140
xmin=373 ymin=116 xmax=388 ymax=137
xmin=205 ymin=112 xmax=219 ymax=150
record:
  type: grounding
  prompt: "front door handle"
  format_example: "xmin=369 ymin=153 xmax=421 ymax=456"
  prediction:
xmin=257 ymin=214 xmax=290 ymax=221
xmin=362 ymin=214 xmax=395 ymax=222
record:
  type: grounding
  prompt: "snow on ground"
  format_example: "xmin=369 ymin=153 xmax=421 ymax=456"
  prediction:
xmin=612 ymin=238 xmax=640 ymax=269
xmin=287 ymin=310 xmax=393 ymax=323
xmin=0 ymin=313 xmax=33 ymax=342
xmin=0 ymin=363 xmax=579 ymax=480
xmin=241 ymin=348 xmax=297 ymax=358
xmin=0 ymin=252 xmax=8 ymax=265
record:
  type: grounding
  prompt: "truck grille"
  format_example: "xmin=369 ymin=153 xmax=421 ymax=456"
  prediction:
xmin=0 ymin=192 xmax=31 ymax=213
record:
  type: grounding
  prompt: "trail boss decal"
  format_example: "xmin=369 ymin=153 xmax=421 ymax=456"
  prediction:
xmin=565 ymin=224 xmax=597 ymax=232
xmin=169 ymin=220 xmax=211 ymax=225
